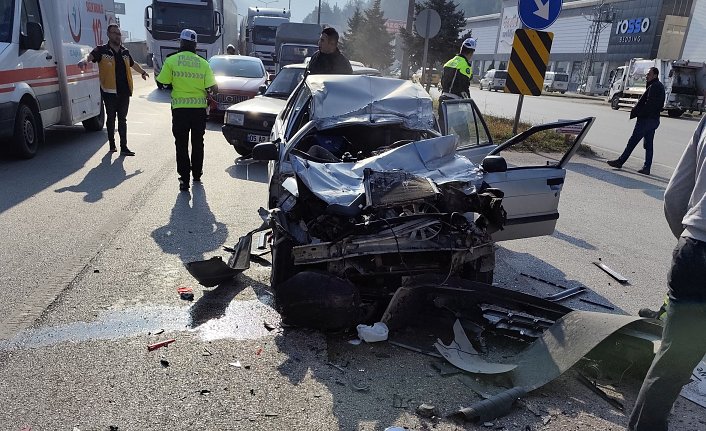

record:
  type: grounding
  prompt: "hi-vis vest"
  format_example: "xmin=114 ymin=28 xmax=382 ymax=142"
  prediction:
xmin=156 ymin=51 xmax=216 ymax=109
xmin=94 ymin=44 xmax=133 ymax=95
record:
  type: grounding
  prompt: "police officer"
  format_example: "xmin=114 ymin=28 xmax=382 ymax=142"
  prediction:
xmin=440 ymin=38 xmax=476 ymax=102
xmin=156 ymin=29 xmax=217 ymax=191
xmin=439 ymin=38 xmax=476 ymax=135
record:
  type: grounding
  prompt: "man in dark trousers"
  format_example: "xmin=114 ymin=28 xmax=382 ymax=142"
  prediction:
xmin=156 ymin=29 xmax=217 ymax=191
xmin=305 ymin=27 xmax=353 ymax=75
xmin=80 ymin=24 xmax=149 ymax=155
xmin=607 ymin=66 xmax=665 ymax=175
xmin=628 ymin=115 xmax=706 ymax=430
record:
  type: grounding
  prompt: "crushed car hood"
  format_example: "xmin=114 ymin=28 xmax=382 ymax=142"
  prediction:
xmin=215 ymin=75 xmax=266 ymax=94
xmin=226 ymin=95 xmax=286 ymax=116
xmin=291 ymin=135 xmax=484 ymax=206
xmin=305 ymin=75 xmax=435 ymax=131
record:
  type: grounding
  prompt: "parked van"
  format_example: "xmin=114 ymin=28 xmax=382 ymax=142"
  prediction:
xmin=543 ymin=72 xmax=569 ymax=94
xmin=479 ymin=69 xmax=507 ymax=92
xmin=0 ymin=0 xmax=115 ymax=158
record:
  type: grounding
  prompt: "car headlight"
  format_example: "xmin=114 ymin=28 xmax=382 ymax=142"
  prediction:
xmin=225 ymin=112 xmax=245 ymax=126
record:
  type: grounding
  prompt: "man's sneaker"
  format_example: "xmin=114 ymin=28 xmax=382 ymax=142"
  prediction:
xmin=607 ymin=159 xmax=623 ymax=168
xmin=638 ymin=306 xmax=666 ymax=320
xmin=637 ymin=167 xmax=651 ymax=175
xmin=179 ymin=179 xmax=190 ymax=191
xmin=120 ymin=147 xmax=135 ymax=156
xmin=109 ymin=143 xmax=117 ymax=152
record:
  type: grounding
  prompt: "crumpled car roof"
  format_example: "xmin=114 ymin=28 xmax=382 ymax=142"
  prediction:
xmin=291 ymin=135 xmax=484 ymax=206
xmin=305 ymin=75 xmax=436 ymax=130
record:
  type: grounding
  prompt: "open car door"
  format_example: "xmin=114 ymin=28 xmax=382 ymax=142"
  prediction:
xmin=458 ymin=117 xmax=595 ymax=242
xmin=439 ymin=99 xmax=496 ymax=164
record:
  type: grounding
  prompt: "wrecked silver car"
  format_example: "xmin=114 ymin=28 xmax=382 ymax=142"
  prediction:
xmin=189 ymin=75 xmax=593 ymax=328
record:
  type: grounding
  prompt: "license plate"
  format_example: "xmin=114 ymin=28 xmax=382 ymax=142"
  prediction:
xmin=248 ymin=134 xmax=268 ymax=143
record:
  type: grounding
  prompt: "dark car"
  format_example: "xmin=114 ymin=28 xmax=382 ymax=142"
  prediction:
xmin=222 ymin=62 xmax=381 ymax=157
xmin=207 ymin=55 xmax=268 ymax=118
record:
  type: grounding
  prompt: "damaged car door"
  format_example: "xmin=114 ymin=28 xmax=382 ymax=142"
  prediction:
xmin=446 ymin=105 xmax=595 ymax=241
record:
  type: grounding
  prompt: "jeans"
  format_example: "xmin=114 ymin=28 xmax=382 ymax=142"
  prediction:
xmin=618 ymin=117 xmax=660 ymax=169
xmin=628 ymin=237 xmax=706 ymax=430
xmin=172 ymin=108 xmax=207 ymax=181
xmin=103 ymin=93 xmax=130 ymax=148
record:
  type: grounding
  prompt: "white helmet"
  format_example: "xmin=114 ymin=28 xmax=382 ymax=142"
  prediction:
xmin=462 ymin=37 xmax=477 ymax=50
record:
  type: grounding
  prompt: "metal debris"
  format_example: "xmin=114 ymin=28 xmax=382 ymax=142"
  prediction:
xmin=434 ymin=319 xmax=517 ymax=374
xmin=147 ymin=339 xmax=175 ymax=352
xmin=450 ymin=387 xmax=527 ymax=423
xmin=576 ymin=372 xmax=624 ymax=411
xmin=544 ymin=285 xmax=586 ymax=302
xmin=416 ymin=403 xmax=439 ymax=418
xmin=593 ymin=261 xmax=629 ymax=284
xmin=579 ymin=298 xmax=615 ymax=310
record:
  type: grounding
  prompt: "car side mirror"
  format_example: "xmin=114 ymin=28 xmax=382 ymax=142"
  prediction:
xmin=21 ymin=22 xmax=44 ymax=51
xmin=258 ymin=84 xmax=267 ymax=95
xmin=252 ymin=142 xmax=278 ymax=161
xmin=481 ymin=155 xmax=507 ymax=173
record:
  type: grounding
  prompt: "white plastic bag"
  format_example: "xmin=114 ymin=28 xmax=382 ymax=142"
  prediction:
xmin=356 ymin=322 xmax=389 ymax=343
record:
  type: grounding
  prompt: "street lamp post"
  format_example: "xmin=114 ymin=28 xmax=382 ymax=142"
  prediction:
xmin=317 ymin=0 xmax=321 ymax=25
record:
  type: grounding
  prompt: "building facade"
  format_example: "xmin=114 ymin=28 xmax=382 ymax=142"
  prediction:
xmin=465 ymin=0 xmax=697 ymax=91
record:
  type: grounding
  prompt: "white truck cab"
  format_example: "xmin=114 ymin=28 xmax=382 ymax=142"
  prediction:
xmin=0 ymin=0 xmax=114 ymax=158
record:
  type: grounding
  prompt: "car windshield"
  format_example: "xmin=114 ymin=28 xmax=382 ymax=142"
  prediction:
xmin=265 ymin=67 xmax=304 ymax=97
xmin=209 ymin=57 xmax=265 ymax=78
xmin=0 ymin=0 xmax=14 ymax=43
xmin=253 ymin=26 xmax=277 ymax=44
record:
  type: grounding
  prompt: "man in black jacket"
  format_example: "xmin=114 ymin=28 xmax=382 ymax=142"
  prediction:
xmin=306 ymin=27 xmax=353 ymax=76
xmin=607 ymin=67 xmax=665 ymax=175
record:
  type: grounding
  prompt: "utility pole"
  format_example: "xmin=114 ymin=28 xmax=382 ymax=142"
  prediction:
xmin=401 ymin=0 xmax=415 ymax=79
xmin=317 ymin=0 xmax=321 ymax=25
xmin=578 ymin=0 xmax=614 ymax=92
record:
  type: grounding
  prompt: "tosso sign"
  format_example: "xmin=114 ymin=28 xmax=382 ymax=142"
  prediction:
xmin=615 ymin=17 xmax=651 ymax=43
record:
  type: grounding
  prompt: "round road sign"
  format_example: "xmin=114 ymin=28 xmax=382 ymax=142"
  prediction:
xmin=415 ymin=9 xmax=441 ymax=39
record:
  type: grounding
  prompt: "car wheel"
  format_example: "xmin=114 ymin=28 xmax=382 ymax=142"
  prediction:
xmin=560 ymin=91 xmax=566 ymax=94
xmin=610 ymin=94 xmax=621 ymax=110
xmin=270 ymin=234 xmax=297 ymax=290
xmin=13 ymin=102 xmax=42 ymax=159
xmin=479 ymin=83 xmax=483 ymax=90
xmin=233 ymin=142 xmax=253 ymax=158
xmin=667 ymin=109 xmax=685 ymax=118
xmin=82 ymin=99 xmax=105 ymax=132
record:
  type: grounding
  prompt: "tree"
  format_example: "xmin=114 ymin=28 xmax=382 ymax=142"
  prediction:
xmin=340 ymin=7 xmax=366 ymax=61
xmin=359 ymin=0 xmax=394 ymax=70
xmin=399 ymin=0 xmax=468 ymax=72
xmin=302 ymin=2 xmax=347 ymax=30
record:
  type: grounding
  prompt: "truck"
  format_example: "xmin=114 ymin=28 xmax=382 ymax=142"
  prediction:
xmin=144 ymin=0 xmax=237 ymax=88
xmin=0 ymin=0 xmax=115 ymax=158
xmin=273 ymin=23 xmax=321 ymax=74
xmin=608 ymin=58 xmax=706 ymax=118
xmin=239 ymin=7 xmax=291 ymax=74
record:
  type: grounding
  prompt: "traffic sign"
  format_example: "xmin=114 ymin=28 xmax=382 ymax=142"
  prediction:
xmin=504 ymin=29 xmax=553 ymax=96
xmin=518 ymin=0 xmax=562 ymax=30
xmin=415 ymin=9 xmax=441 ymax=39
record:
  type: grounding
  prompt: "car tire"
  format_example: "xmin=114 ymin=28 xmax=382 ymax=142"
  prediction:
xmin=82 ymin=99 xmax=105 ymax=132
xmin=270 ymin=234 xmax=297 ymax=290
xmin=560 ymin=91 xmax=566 ymax=94
xmin=233 ymin=142 xmax=253 ymax=158
xmin=667 ymin=109 xmax=685 ymax=118
xmin=479 ymin=83 xmax=483 ymax=90
xmin=610 ymin=94 xmax=621 ymax=110
xmin=13 ymin=102 xmax=42 ymax=159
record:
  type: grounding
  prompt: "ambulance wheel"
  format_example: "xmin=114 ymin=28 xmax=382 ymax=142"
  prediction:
xmin=13 ymin=102 xmax=42 ymax=159
xmin=82 ymin=101 xmax=105 ymax=132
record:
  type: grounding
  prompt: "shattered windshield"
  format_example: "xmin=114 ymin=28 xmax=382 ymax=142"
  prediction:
xmin=0 ymin=0 xmax=13 ymax=43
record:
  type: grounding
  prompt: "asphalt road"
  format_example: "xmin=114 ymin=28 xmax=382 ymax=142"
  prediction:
xmin=0 ymin=75 xmax=704 ymax=430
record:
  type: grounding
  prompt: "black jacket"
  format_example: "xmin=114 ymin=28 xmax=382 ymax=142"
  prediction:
xmin=306 ymin=49 xmax=353 ymax=75
xmin=631 ymin=78 xmax=665 ymax=120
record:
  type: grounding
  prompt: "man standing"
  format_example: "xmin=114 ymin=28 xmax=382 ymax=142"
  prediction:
xmin=80 ymin=24 xmax=149 ymax=155
xmin=438 ymin=38 xmax=476 ymax=134
xmin=306 ymin=27 xmax=353 ymax=75
xmin=607 ymin=67 xmax=665 ymax=175
xmin=628 ymin=116 xmax=706 ymax=430
xmin=156 ymin=29 xmax=217 ymax=191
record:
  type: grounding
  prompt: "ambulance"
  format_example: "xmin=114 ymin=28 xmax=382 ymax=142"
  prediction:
xmin=0 ymin=0 xmax=115 ymax=158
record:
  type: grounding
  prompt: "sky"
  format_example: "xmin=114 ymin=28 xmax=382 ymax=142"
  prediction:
xmin=119 ymin=0 xmax=329 ymax=41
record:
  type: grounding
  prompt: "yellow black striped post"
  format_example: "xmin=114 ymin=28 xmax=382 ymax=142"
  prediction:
xmin=504 ymin=29 xmax=554 ymax=96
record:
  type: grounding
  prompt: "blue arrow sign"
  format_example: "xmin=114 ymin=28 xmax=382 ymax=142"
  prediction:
xmin=518 ymin=0 xmax=562 ymax=30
